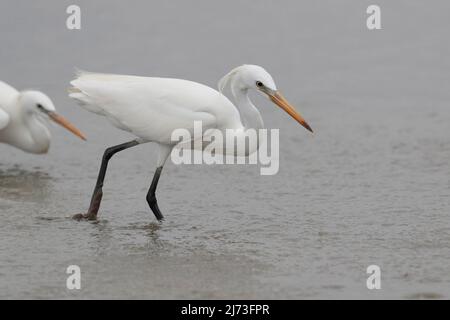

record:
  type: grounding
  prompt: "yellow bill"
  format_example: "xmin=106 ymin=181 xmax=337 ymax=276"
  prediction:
xmin=269 ymin=91 xmax=313 ymax=133
xmin=48 ymin=112 xmax=86 ymax=140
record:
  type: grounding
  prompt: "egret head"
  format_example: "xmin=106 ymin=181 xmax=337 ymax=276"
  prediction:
xmin=219 ymin=65 xmax=313 ymax=133
xmin=20 ymin=90 xmax=86 ymax=140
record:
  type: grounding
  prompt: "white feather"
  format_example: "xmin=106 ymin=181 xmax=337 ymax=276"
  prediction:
xmin=69 ymin=72 xmax=243 ymax=144
xmin=0 ymin=81 xmax=18 ymax=130
xmin=0 ymin=107 xmax=10 ymax=130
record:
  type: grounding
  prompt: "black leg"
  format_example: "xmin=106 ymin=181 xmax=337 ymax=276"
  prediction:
xmin=73 ymin=140 xmax=140 ymax=221
xmin=146 ymin=166 xmax=164 ymax=221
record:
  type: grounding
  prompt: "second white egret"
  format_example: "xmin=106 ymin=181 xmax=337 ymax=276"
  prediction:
xmin=0 ymin=81 xmax=86 ymax=154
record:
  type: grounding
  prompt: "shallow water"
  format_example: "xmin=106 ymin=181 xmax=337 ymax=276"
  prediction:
xmin=0 ymin=0 xmax=449 ymax=299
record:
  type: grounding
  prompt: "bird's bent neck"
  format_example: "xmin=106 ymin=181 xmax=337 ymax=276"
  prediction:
xmin=232 ymin=88 xmax=264 ymax=132
xmin=227 ymin=87 xmax=265 ymax=156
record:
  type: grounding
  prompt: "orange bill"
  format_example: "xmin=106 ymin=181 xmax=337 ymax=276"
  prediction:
xmin=48 ymin=112 xmax=87 ymax=140
xmin=270 ymin=91 xmax=313 ymax=133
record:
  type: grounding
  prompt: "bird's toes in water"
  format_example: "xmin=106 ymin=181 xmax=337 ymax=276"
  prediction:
xmin=149 ymin=203 xmax=164 ymax=221
xmin=72 ymin=212 xmax=98 ymax=221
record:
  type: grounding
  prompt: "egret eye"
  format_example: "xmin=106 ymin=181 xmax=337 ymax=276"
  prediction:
xmin=36 ymin=104 xmax=49 ymax=114
xmin=256 ymin=81 xmax=264 ymax=88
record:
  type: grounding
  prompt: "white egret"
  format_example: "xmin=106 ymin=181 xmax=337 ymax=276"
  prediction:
xmin=69 ymin=65 xmax=312 ymax=221
xmin=0 ymin=81 xmax=86 ymax=154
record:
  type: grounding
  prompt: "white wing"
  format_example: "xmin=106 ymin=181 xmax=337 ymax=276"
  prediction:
xmin=69 ymin=72 xmax=242 ymax=144
xmin=0 ymin=107 xmax=10 ymax=130
xmin=0 ymin=81 xmax=18 ymax=130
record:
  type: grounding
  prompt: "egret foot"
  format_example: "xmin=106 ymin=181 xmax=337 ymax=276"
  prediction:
xmin=147 ymin=195 xmax=164 ymax=221
xmin=146 ymin=166 xmax=165 ymax=221
xmin=72 ymin=212 xmax=98 ymax=221
xmin=72 ymin=187 xmax=103 ymax=221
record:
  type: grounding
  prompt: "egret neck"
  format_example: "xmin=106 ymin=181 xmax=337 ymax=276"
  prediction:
xmin=232 ymin=87 xmax=264 ymax=131
xmin=229 ymin=87 xmax=265 ymax=156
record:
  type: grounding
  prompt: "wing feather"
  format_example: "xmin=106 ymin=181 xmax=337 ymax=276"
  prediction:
xmin=69 ymin=72 xmax=239 ymax=144
xmin=0 ymin=107 xmax=10 ymax=130
xmin=0 ymin=81 xmax=18 ymax=130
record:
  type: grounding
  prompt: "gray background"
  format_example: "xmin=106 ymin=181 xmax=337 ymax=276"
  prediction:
xmin=0 ymin=0 xmax=449 ymax=299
